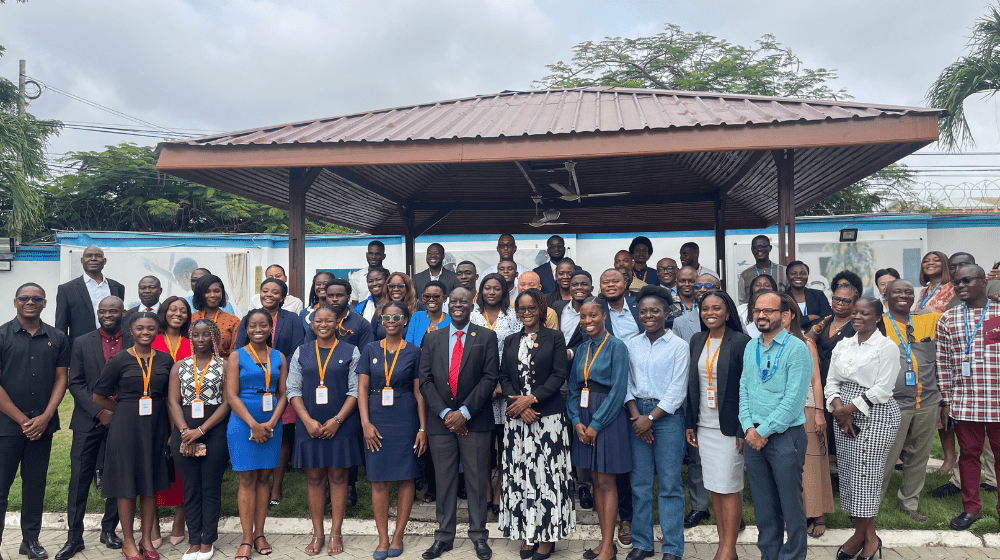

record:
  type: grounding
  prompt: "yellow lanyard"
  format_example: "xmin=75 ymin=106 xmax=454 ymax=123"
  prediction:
xmin=705 ymin=337 xmax=722 ymax=387
xmin=383 ymin=340 xmax=406 ymax=386
xmin=315 ymin=340 xmax=337 ymax=387
xmin=163 ymin=334 xmax=182 ymax=361
xmin=248 ymin=344 xmax=272 ymax=393
xmin=133 ymin=347 xmax=155 ymax=396
xmin=192 ymin=355 xmax=212 ymax=399
xmin=583 ymin=332 xmax=609 ymax=387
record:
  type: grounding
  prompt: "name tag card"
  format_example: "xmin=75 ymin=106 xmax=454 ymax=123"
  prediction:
xmin=316 ymin=386 xmax=329 ymax=405
xmin=382 ymin=388 xmax=394 ymax=406
xmin=191 ymin=399 xmax=205 ymax=419
xmin=139 ymin=397 xmax=152 ymax=416
xmin=706 ymin=387 xmax=717 ymax=409
xmin=904 ymin=370 xmax=917 ymax=387
xmin=262 ymin=392 xmax=274 ymax=412
xmin=580 ymin=388 xmax=590 ymax=408
xmin=962 ymin=361 xmax=973 ymax=378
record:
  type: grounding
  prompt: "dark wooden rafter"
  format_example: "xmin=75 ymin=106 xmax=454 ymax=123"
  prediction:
xmin=287 ymin=167 xmax=322 ymax=301
xmin=327 ymin=166 xmax=407 ymax=206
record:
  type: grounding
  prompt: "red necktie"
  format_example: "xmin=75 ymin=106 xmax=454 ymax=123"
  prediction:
xmin=450 ymin=331 xmax=464 ymax=398
xmin=145 ymin=307 xmax=153 ymax=312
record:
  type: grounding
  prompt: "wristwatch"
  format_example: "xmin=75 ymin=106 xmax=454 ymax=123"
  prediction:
xmin=647 ymin=413 xmax=655 ymax=422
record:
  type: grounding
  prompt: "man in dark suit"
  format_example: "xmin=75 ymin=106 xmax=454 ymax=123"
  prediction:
xmin=419 ymin=287 xmax=499 ymax=560
xmin=55 ymin=245 xmax=125 ymax=345
xmin=122 ymin=275 xmax=162 ymax=331
xmin=413 ymin=243 xmax=457 ymax=298
xmin=533 ymin=235 xmax=566 ymax=295
xmin=55 ymin=296 xmax=128 ymax=559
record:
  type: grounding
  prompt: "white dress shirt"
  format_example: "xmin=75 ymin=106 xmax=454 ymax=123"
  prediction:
xmin=84 ymin=274 xmax=111 ymax=329
xmin=625 ymin=329 xmax=690 ymax=414
xmin=824 ymin=330 xmax=901 ymax=415
xmin=560 ymin=303 xmax=581 ymax=345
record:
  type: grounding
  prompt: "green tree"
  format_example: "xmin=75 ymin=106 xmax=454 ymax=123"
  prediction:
xmin=32 ymin=143 xmax=350 ymax=240
xmin=537 ymin=24 xmax=911 ymax=215
xmin=928 ymin=4 xmax=1000 ymax=149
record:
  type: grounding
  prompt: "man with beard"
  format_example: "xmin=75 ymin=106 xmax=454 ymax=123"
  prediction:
xmin=739 ymin=291 xmax=812 ymax=560
xmin=455 ymin=261 xmax=480 ymax=300
xmin=614 ymin=252 xmax=648 ymax=294
xmin=349 ymin=240 xmax=388 ymax=306
xmin=673 ymin=267 xmax=698 ymax=318
xmin=56 ymin=296 xmax=127 ymax=559
xmin=414 ymin=243 xmax=457 ymax=298
xmin=533 ymin=235 xmax=566 ymax=295
xmin=656 ymin=258 xmax=679 ymax=297
xmin=737 ymin=235 xmax=787 ymax=305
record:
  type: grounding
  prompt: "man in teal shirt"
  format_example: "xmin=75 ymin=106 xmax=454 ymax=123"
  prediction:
xmin=739 ymin=291 xmax=813 ymax=560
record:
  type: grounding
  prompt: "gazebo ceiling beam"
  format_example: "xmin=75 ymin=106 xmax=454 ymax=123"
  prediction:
xmin=408 ymin=191 xmax=717 ymax=212
xmin=326 ymin=166 xmax=406 ymax=206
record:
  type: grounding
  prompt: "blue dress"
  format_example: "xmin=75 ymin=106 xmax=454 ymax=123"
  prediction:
xmin=227 ymin=347 xmax=284 ymax=472
xmin=357 ymin=341 xmax=422 ymax=481
xmin=292 ymin=341 xmax=364 ymax=469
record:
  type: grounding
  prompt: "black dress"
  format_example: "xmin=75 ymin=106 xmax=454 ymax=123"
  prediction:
xmin=94 ymin=350 xmax=174 ymax=499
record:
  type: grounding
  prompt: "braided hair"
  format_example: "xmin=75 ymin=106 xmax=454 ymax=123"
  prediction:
xmin=189 ymin=318 xmax=223 ymax=367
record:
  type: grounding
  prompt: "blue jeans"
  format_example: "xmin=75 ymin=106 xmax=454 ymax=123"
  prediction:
xmin=629 ymin=399 xmax=685 ymax=556
xmin=744 ymin=424 xmax=807 ymax=560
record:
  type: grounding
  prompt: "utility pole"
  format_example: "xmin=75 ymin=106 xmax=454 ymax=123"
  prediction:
xmin=18 ymin=59 xmax=25 ymax=116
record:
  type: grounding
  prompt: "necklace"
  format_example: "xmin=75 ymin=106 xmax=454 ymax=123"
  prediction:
xmin=831 ymin=317 xmax=849 ymax=332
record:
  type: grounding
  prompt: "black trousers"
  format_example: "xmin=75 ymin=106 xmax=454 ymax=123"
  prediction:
xmin=616 ymin=472 xmax=633 ymax=522
xmin=172 ymin=426 xmax=229 ymax=546
xmin=67 ymin=427 xmax=120 ymax=540
xmin=0 ymin=434 xmax=53 ymax=543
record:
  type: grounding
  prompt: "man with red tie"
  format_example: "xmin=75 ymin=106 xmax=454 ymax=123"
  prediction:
xmin=123 ymin=276 xmax=162 ymax=330
xmin=419 ymin=287 xmax=499 ymax=560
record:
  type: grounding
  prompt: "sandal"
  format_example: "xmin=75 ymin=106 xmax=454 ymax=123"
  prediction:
xmin=328 ymin=534 xmax=344 ymax=556
xmin=305 ymin=536 xmax=325 ymax=557
xmin=254 ymin=536 xmax=273 ymax=556
xmin=267 ymin=499 xmax=280 ymax=510
xmin=422 ymin=492 xmax=435 ymax=503
xmin=808 ymin=520 xmax=826 ymax=538
xmin=235 ymin=543 xmax=252 ymax=560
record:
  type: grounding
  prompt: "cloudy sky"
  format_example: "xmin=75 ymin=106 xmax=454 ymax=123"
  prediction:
xmin=3 ymin=0 xmax=1000 ymax=204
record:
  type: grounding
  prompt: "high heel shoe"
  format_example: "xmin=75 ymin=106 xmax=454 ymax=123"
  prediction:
xmin=836 ymin=545 xmax=859 ymax=560
xmin=170 ymin=535 xmax=185 ymax=546
xmin=520 ymin=544 xmax=538 ymax=559
xmin=857 ymin=537 xmax=882 ymax=560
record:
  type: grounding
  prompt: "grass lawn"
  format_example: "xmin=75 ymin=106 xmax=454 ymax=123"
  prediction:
xmin=6 ymin=394 xmax=998 ymax=534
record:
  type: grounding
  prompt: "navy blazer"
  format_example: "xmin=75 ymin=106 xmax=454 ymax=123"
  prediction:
xmin=550 ymin=299 xmax=586 ymax=351
xmin=686 ymin=326 xmax=751 ymax=437
xmin=596 ymin=294 xmax=642 ymax=337
xmin=785 ymin=287 xmax=833 ymax=331
xmin=499 ymin=326 xmax=568 ymax=417
xmin=235 ymin=308 xmax=305 ymax=360
xmin=418 ymin=323 xmax=500 ymax=435
xmin=533 ymin=262 xmax=558 ymax=295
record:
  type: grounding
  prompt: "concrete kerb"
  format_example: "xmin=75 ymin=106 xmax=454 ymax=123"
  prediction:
xmin=5 ymin=512 xmax=990 ymax=548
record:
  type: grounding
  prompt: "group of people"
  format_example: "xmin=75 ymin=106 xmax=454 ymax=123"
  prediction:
xmin=2 ymin=235 xmax=1000 ymax=560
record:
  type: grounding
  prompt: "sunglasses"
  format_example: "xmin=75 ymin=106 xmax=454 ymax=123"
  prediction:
xmin=831 ymin=296 xmax=855 ymax=305
xmin=752 ymin=244 xmax=772 ymax=250
xmin=380 ymin=314 xmax=404 ymax=323
xmin=694 ymin=283 xmax=717 ymax=290
xmin=516 ymin=305 xmax=539 ymax=314
xmin=952 ymin=276 xmax=985 ymax=286
xmin=422 ymin=294 xmax=443 ymax=301
xmin=16 ymin=296 xmax=44 ymax=303
xmin=386 ymin=283 xmax=407 ymax=291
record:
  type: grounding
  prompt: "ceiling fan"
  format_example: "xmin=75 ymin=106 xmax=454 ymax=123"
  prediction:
xmin=547 ymin=161 xmax=630 ymax=202
xmin=525 ymin=196 xmax=568 ymax=227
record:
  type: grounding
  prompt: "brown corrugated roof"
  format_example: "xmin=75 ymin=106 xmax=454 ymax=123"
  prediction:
xmin=170 ymin=87 xmax=940 ymax=147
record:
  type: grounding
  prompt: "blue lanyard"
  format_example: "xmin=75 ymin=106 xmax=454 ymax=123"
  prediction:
xmin=888 ymin=316 xmax=913 ymax=365
xmin=963 ymin=301 xmax=991 ymax=356
xmin=756 ymin=263 xmax=774 ymax=279
xmin=918 ymin=282 xmax=940 ymax=310
xmin=756 ymin=332 xmax=792 ymax=383
xmin=680 ymin=300 xmax=694 ymax=313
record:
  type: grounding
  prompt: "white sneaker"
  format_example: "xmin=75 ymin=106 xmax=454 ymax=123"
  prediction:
xmin=197 ymin=546 xmax=214 ymax=560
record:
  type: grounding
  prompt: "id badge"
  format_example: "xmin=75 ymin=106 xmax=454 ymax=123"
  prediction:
xmin=262 ymin=392 xmax=274 ymax=412
xmin=191 ymin=398 xmax=205 ymax=419
xmin=962 ymin=360 xmax=973 ymax=378
xmin=580 ymin=388 xmax=590 ymax=408
xmin=316 ymin=386 xmax=329 ymax=405
xmin=904 ymin=369 xmax=917 ymax=387
xmin=139 ymin=396 xmax=152 ymax=416
xmin=382 ymin=387 xmax=394 ymax=406
xmin=706 ymin=386 xmax=717 ymax=409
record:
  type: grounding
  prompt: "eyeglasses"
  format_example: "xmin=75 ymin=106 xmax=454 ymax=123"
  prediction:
xmin=386 ymin=283 xmax=407 ymax=290
xmin=16 ymin=296 xmax=44 ymax=303
xmin=380 ymin=314 xmax=404 ymax=323
xmin=657 ymin=266 xmax=677 ymax=272
xmin=694 ymin=283 xmax=717 ymax=290
xmin=831 ymin=296 xmax=855 ymax=305
xmin=952 ymin=276 xmax=985 ymax=286
xmin=752 ymin=308 xmax=780 ymax=315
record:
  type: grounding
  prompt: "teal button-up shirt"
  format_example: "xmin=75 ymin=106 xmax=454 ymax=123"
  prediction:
xmin=738 ymin=329 xmax=813 ymax=438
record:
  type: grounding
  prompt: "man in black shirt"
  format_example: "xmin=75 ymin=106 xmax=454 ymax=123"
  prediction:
xmin=0 ymin=283 xmax=71 ymax=560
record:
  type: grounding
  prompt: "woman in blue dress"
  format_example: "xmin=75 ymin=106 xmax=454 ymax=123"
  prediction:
xmin=225 ymin=309 xmax=288 ymax=560
xmin=287 ymin=305 xmax=362 ymax=556
xmin=358 ymin=301 xmax=428 ymax=559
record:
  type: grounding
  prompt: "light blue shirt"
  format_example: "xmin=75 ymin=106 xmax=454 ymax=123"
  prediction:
xmin=738 ymin=328 xmax=813 ymax=438
xmin=185 ymin=294 xmax=236 ymax=316
xmin=608 ymin=304 xmax=640 ymax=341
xmin=439 ymin=323 xmax=472 ymax=421
xmin=84 ymin=274 xmax=112 ymax=329
xmin=625 ymin=330 xmax=690 ymax=415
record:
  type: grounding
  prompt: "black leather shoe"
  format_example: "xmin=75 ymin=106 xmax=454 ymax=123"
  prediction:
xmin=421 ymin=541 xmax=453 ymax=559
xmin=579 ymin=485 xmax=594 ymax=509
xmin=661 ymin=555 xmax=681 ymax=560
xmin=950 ymin=511 xmax=980 ymax=531
xmin=347 ymin=484 xmax=358 ymax=507
xmin=931 ymin=482 xmax=961 ymax=498
xmin=683 ymin=509 xmax=709 ymax=528
xmin=625 ymin=548 xmax=653 ymax=560
xmin=982 ymin=483 xmax=998 ymax=492
xmin=19 ymin=541 xmax=47 ymax=560
xmin=472 ymin=539 xmax=492 ymax=560
xmin=99 ymin=532 xmax=123 ymax=549
xmin=457 ymin=484 xmax=467 ymax=501
xmin=94 ymin=470 xmax=103 ymax=491
xmin=54 ymin=541 xmax=84 ymax=560
xmin=739 ymin=518 xmax=746 ymax=531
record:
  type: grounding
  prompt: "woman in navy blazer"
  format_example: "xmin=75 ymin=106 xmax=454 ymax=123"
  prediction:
xmin=685 ymin=291 xmax=750 ymax=560
xmin=785 ymin=261 xmax=833 ymax=331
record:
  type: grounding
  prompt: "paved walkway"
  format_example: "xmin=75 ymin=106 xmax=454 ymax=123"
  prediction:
xmin=2 ymin=525 xmax=999 ymax=560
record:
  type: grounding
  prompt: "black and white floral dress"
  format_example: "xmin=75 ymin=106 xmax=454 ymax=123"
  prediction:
xmin=499 ymin=334 xmax=576 ymax=543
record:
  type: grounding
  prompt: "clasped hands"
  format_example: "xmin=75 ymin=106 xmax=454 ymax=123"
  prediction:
xmin=249 ymin=421 xmax=278 ymax=443
xmin=21 ymin=413 xmax=52 ymax=441
xmin=744 ymin=427 xmax=768 ymax=451
xmin=506 ymin=395 xmax=539 ymax=424
xmin=303 ymin=417 xmax=341 ymax=440
xmin=574 ymin=423 xmax=598 ymax=445
xmin=444 ymin=410 xmax=468 ymax=436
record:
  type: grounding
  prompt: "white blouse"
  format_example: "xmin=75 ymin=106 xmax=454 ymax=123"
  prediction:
xmin=824 ymin=330 xmax=901 ymax=416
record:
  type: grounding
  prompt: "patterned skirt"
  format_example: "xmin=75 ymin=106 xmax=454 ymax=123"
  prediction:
xmin=499 ymin=413 xmax=577 ymax=543
xmin=833 ymin=381 xmax=901 ymax=517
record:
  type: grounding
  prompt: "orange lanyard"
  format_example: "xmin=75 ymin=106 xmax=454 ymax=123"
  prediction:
xmin=271 ymin=311 xmax=279 ymax=340
xmin=705 ymin=337 xmax=722 ymax=386
xmin=383 ymin=340 xmax=405 ymax=386
xmin=426 ymin=313 xmax=443 ymax=333
xmin=192 ymin=355 xmax=212 ymax=399
xmin=248 ymin=345 xmax=272 ymax=392
xmin=163 ymin=334 xmax=182 ymax=361
xmin=315 ymin=340 xmax=337 ymax=387
xmin=583 ymin=332 xmax=609 ymax=387
xmin=484 ymin=310 xmax=499 ymax=330
xmin=198 ymin=310 xmax=221 ymax=323
xmin=133 ymin=347 xmax=155 ymax=396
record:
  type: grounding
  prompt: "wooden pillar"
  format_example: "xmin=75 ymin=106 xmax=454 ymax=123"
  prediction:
xmin=288 ymin=168 xmax=321 ymax=302
xmin=714 ymin=194 xmax=727 ymax=289
xmin=399 ymin=204 xmax=416 ymax=276
xmin=771 ymin=149 xmax=796 ymax=265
